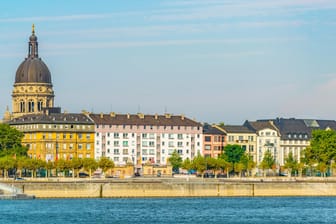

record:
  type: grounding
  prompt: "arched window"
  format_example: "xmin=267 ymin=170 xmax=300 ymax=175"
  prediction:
xmin=28 ymin=100 xmax=34 ymax=112
xmin=38 ymin=100 xmax=43 ymax=111
xmin=20 ymin=101 xmax=25 ymax=113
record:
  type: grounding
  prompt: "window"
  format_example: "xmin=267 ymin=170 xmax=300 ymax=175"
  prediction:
xmin=168 ymin=141 xmax=174 ymax=147
xmin=177 ymin=134 xmax=183 ymax=139
xmin=86 ymin=144 xmax=91 ymax=150
xmin=114 ymin=141 xmax=119 ymax=147
xmin=142 ymin=133 xmax=148 ymax=139
xmin=123 ymin=133 xmax=128 ymax=139
xmin=78 ymin=144 xmax=83 ymax=150
xmin=149 ymin=141 xmax=155 ymax=147
xmin=123 ymin=141 xmax=128 ymax=147
xmin=69 ymin=144 xmax=73 ymax=150
xmin=28 ymin=100 xmax=34 ymax=112
xmin=86 ymin=134 xmax=90 ymax=140
xmin=114 ymin=149 xmax=120 ymax=155
xmin=37 ymin=100 xmax=43 ymax=111
xmin=177 ymin=142 xmax=183 ymax=147
xmin=114 ymin=133 xmax=119 ymax=138
xmin=205 ymin=136 xmax=211 ymax=142
xmin=122 ymin=149 xmax=128 ymax=155
xmin=168 ymin=134 xmax=174 ymax=139
xmin=228 ymin=136 xmax=234 ymax=142
xmin=205 ymin=145 xmax=211 ymax=150
xmin=177 ymin=149 xmax=183 ymax=155
xmin=20 ymin=101 xmax=25 ymax=112
xmin=142 ymin=141 xmax=148 ymax=147
xmin=78 ymin=133 xmax=82 ymax=139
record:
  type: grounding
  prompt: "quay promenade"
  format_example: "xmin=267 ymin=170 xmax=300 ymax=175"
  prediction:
xmin=2 ymin=177 xmax=336 ymax=198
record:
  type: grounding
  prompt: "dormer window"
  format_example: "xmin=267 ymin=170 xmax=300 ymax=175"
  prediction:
xmin=288 ymin=134 xmax=291 ymax=138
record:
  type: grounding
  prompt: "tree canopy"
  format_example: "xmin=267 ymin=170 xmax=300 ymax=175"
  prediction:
xmin=168 ymin=150 xmax=182 ymax=172
xmin=0 ymin=124 xmax=27 ymax=157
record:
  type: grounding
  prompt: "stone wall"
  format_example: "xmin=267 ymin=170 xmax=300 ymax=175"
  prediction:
xmin=8 ymin=179 xmax=336 ymax=198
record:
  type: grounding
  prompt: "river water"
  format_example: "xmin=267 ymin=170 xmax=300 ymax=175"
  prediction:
xmin=0 ymin=197 xmax=335 ymax=224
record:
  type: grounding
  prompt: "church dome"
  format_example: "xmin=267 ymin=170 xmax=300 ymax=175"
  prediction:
xmin=15 ymin=58 xmax=51 ymax=83
xmin=14 ymin=25 xmax=52 ymax=84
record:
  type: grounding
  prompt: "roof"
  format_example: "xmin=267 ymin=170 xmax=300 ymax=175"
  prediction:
xmin=221 ymin=125 xmax=255 ymax=134
xmin=8 ymin=113 xmax=93 ymax=125
xmin=259 ymin=118 xmax=336 ymax=140
xmin=244 ymin=120 xmax=278 ymax=132
xmin=15 ymin=29 xmax=52 ymax=84
xmin=203 ymin=123 xmax=226 ymax=135
xmin=271 ymin=118 xmax=311 ymax=140
xmin=89 ymin=113 xmax=201 ymax=127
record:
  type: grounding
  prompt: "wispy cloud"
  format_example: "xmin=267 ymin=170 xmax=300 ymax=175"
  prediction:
xmin=44 ymin=37 xmax=303 ymax=50
xmin=0 ymin=12 xmax=141 ymax=23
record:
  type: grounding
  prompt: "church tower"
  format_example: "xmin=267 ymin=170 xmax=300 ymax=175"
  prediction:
xmin=11 ymin=25 xmax=55 ymax=118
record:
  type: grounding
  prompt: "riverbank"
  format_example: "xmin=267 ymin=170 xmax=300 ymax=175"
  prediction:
xmin=2 ymin=177 xmax=336 ymax=198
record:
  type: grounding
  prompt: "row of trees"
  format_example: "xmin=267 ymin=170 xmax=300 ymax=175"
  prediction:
xmin=168 ymin=144 xmax=257 ymax=177
xmin=0 ymin=156 xmax=115 ymax=178
xmin=169 ymin=129 xmax=336 ymax=178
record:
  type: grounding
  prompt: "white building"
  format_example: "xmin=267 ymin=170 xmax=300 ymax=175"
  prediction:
xmin=88 ymin=113 xmax=203 ymax=166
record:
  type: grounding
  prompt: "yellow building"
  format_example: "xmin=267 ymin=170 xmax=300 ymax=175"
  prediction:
xmin=8 ymin=112 xmax=95 ymax=161
xmin=216 ymin=125 xmax=257 ymax=163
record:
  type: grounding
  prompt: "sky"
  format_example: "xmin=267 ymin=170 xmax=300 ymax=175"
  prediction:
xmin=1 ymin=0 xmax=336 ymax=124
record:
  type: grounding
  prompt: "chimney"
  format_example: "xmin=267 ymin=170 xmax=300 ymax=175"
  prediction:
xmin=110 ymin=112 xmax=116 ymax=117
xmin=127 ymin=113 xmax=130 ymax=119
xmin=138 ymin=113 xmax=144 ymax=119
xmin=181 ymin=114 xmax=185 ymax=120
xmin=155 ymin=113 xmax=158 ymax=120
xmin=100 ymin=113 xmax=104 ymax=118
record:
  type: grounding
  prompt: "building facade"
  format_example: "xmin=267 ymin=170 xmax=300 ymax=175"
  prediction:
xmin=244 ymin=121 xmax=280 ymax=169
xmin=89 ymin=113 xmax=203 ymax=166
xmin=10 ymin=25 xmax=55 ymax=120
xmin=8 ymin=113 xmax=95 ymax=161
xmin=219 ymin=125 xmax=257 ymax=162
xmin=202 ymin=123 xmax=226 ymax=158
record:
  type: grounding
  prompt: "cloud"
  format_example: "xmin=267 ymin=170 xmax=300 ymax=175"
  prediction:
xmin=0 ymin=12 xmax=142 ymax=23
xmin=150 ymin=0 xmax=336 ymax=21
xmin=43 ymin=37 xmax=302 ymax=51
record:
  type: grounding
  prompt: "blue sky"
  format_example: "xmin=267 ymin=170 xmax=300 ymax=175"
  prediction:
xmin=1 ymin=0 xmax=336 ymax=124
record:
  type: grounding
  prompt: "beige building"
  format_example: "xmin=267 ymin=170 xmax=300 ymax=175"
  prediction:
xmin=217 ymin=125 xmax=257 ymax=163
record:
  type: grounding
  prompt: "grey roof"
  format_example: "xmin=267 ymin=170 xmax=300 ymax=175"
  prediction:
xmin=259 ymin=118 xmax=336 ymax=140
xmin=221 ymin=125 xmax=255 ymax=134
xmin=89 ymin=113 xmax=202 ymax=127
xmin=271 ymin=118 xmax=311 ymax=140
xmin=8 ymin=113 xmax=93 ymax=125
xmin=15 ymin=30 xmax=52 ymax=84
xmin=244 ymin=120 xmax=278 ymax=132
xmin=203 ymin=123 xmax=226 ymax=135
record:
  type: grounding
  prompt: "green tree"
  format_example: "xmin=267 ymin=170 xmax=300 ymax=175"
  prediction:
xmin=234 ymin=162 xmax=245 ymax=178
xmin=70 ymin=158 xmax=83 ymax=178
xmin=0 ymin=156 xmax=16 ymax=178
xmin=55 ymin=159 xmax=71 ymax=177
xmin=168 ymin=150 xmax=182 ymax=173
xmin=240 ymin=154 xmax=256 ymax=177
xmin=221 ymin=144 xmax=245 ymax=173
xmin=98 ymin=157 xmax=115 ymax=177
xmin=304 ymin=130 xmax=336 ymax=176
xmin=284 ymin=152 xmax=298 ymax=177
xmin=45 ymin=161 xmax=54 ymax=178
xmin=181 ymin=158 xmax=192 ymax=173
xmin=83 ymin=158 xmax=98 ymax=177
xmin=0 ymin=124 xmax=28 ymax=157
xmin=205 ymin=157 xmax=220 ymax=176
xmin=25 ymin=158 xmax=44 ymax=178
xmin=259 ymin=150 xmax=275 ymax=177
xmin=191 ymin=154 xmax=206 ymax=176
